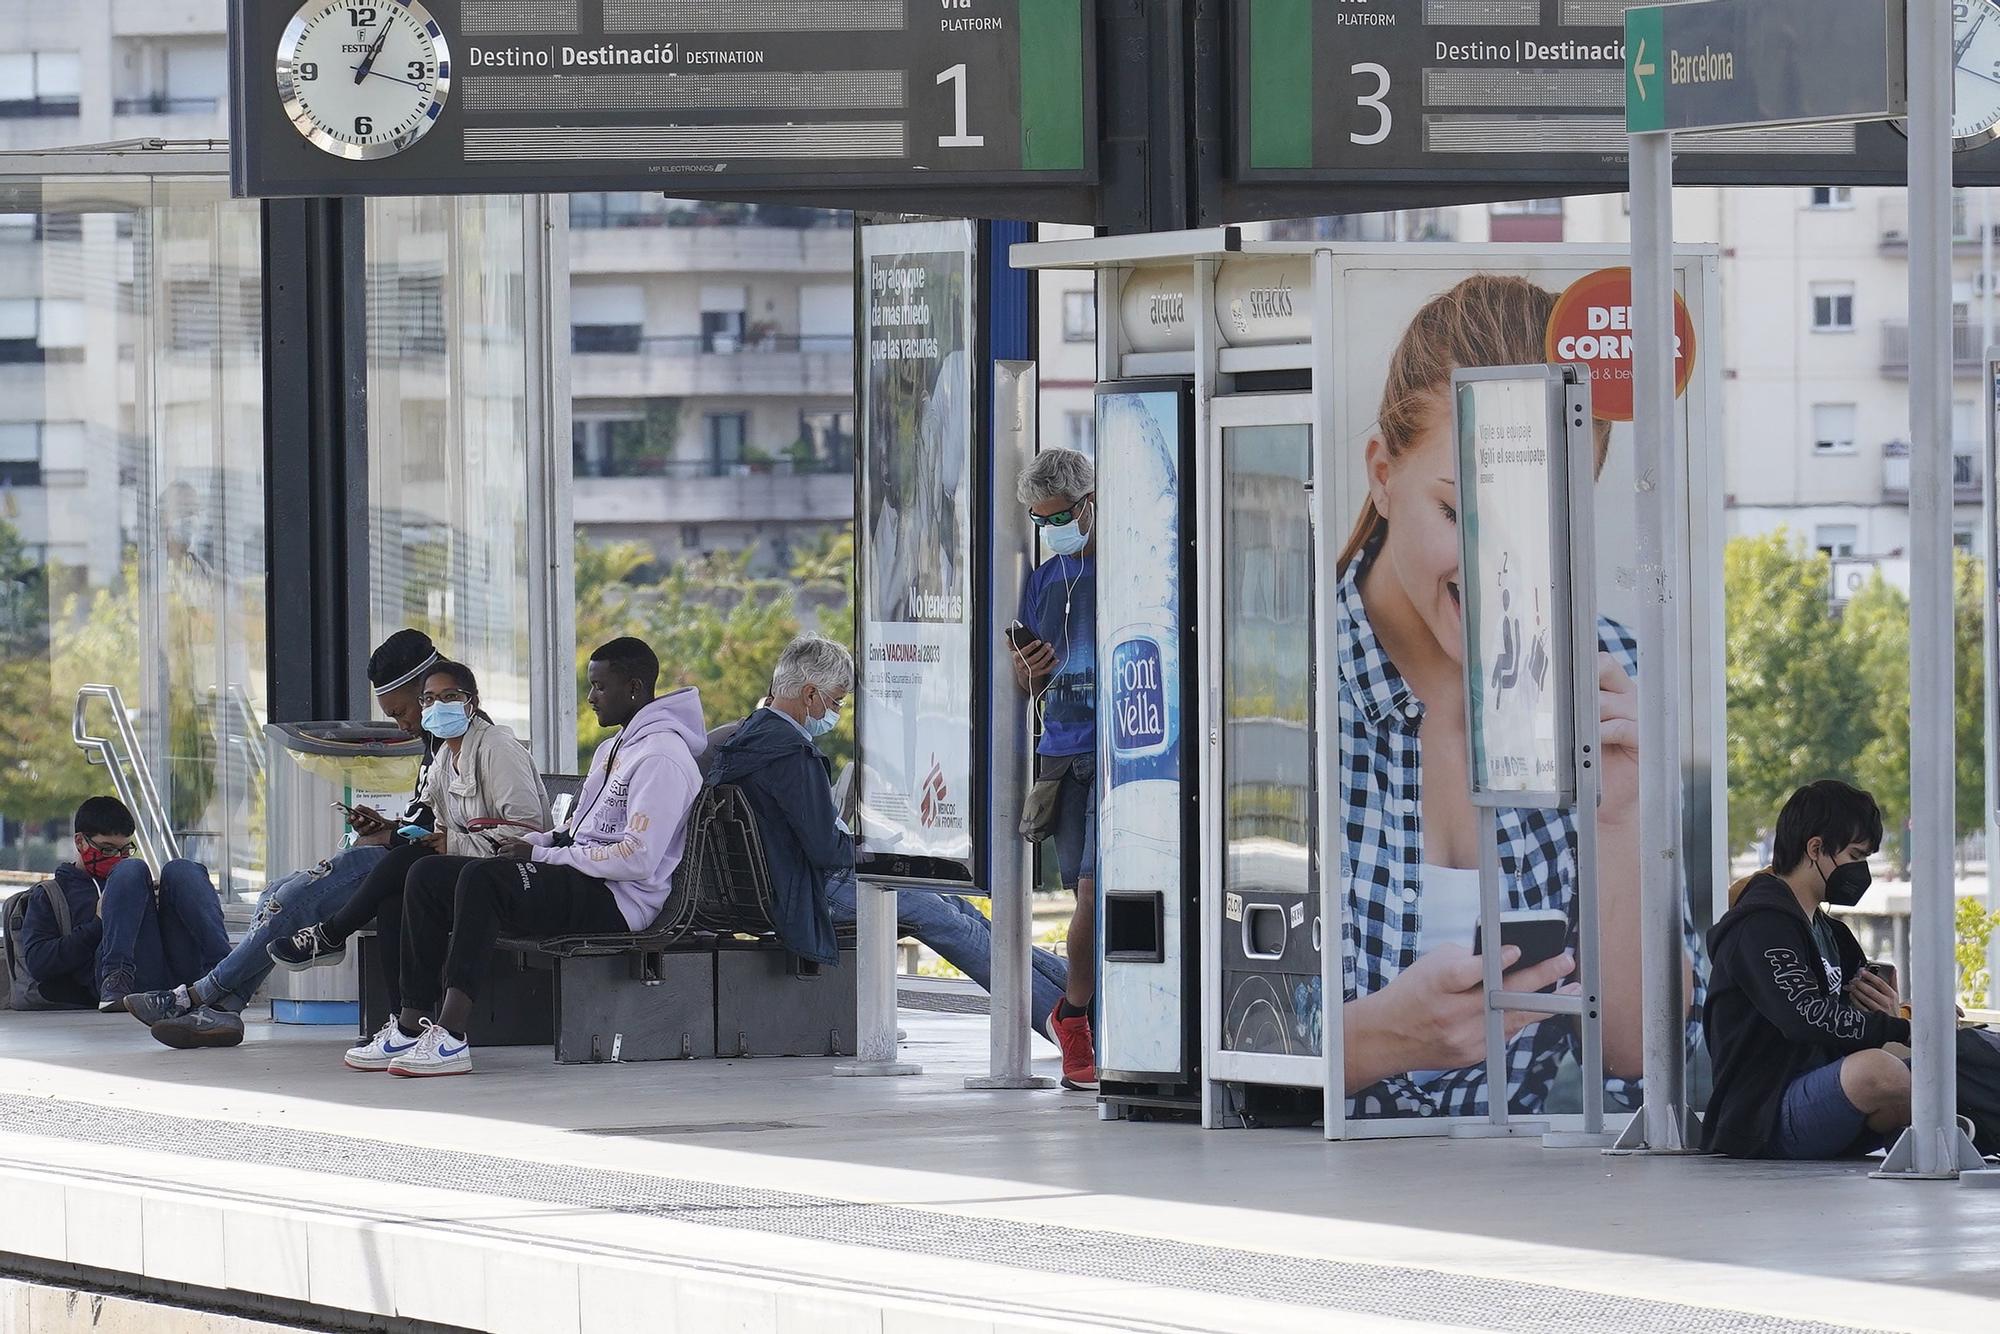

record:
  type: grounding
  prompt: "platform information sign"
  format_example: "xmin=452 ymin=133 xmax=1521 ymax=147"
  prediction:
xmin=1232 ymin=0 xmax=1954 ymax=189
xmin=229 ymin=0 xmax=1093 ymax=199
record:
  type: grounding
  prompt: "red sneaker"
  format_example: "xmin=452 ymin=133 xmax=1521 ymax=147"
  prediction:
xmin=1048 ymin=1002 xmax=1098 ymax=1090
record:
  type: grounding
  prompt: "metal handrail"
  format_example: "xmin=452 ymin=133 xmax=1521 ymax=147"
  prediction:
xmin=219 ymin=683 xmax=266 ymax=779
xmin=72 ymin=683 xmax=181 ymax=866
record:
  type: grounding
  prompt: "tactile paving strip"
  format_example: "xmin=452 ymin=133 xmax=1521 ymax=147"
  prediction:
xmin=0 ymin=1094 xmax=1893 ymax=1334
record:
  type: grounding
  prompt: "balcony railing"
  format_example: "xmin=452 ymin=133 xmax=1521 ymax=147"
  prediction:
xmin=1882 ymin=443 xmax=1984 ymax=503
xmin=574 ymin=452 xmax=853 ymax=481
xmin=114 ymin=95 xmax=221 ymax=116
xmin=1879 ymin=320 xmax=1987 ymax=376
xmin=573 ymin=332 xmax=853 ymax=357
xmin=1879 ymin=194 xmax=1995 ymax=252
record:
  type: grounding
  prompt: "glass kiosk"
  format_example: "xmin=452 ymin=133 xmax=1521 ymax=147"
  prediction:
xmin=1012 ymin=231 xmax=1725 ymax=1135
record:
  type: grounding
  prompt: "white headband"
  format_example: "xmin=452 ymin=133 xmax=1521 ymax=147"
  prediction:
xmin=373 ymin=649 xmax=441 ymax=697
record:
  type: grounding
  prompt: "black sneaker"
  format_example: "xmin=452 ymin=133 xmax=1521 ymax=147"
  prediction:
xmin=124 ymin=987 xmax=194 ymax=1026
xmin=98 ymin=969 xmax=135 ymax=1014
xmin=267 ymin=923 xmax=346 ymax=971
xmin=149 ymin=1006 xmax=244 ymax=1050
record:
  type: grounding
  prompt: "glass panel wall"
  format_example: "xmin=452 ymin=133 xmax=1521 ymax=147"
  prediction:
xmin=365 ymin=196 xmax=535 ymax=742
xmin=0 ymin=174 xmax=267 ymax=906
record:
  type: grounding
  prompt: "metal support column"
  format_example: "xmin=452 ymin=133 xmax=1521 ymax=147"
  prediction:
xmin=522 ymin=194 xmax=577 ymax=775
xmin=1611 ymin=128 xmax=1699 ymax=1155
xmin=1880 ymin=0 xmax=1984 ymax=1180
xmin=261 ymin=197 xmax=369 ymax=723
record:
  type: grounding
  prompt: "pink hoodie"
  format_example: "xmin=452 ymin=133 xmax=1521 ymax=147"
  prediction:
xmin=526 ymin=687 xmax=707 ymax=930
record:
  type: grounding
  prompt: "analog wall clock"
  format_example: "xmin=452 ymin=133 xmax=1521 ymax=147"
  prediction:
xmin=276 ymin=0 xmax=451 ymax=160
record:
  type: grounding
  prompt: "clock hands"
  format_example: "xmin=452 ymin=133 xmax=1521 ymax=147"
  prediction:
xmin=351 ymin=63 xmax=425 ymax=91
xmin=353 ymin=20 xmax=393 ymax=85
xmin=1961 ymin=12 xmax=1989 ymax=64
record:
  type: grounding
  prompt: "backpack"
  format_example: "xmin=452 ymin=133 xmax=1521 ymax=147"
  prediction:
xmin=2 ymin=880 xmax=82 ymax=1012
xmin=1957 ymin=1026 xmax=2000 ymax=1157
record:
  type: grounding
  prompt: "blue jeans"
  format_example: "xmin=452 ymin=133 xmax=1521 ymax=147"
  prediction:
xmin=827 ymin=871 xmax=1068 ymax=1029
xmin=96 ymin=859 xmax=231 ymax=993
xmin=197 ymin=844 xmax=388 ymax=1012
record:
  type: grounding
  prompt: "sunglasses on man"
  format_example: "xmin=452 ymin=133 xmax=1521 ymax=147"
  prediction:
xmin=1028 ymin=498 xmax=1091 ymax=529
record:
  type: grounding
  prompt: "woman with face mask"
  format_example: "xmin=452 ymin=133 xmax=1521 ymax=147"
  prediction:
xmin=1334 ymin=274 xmax=1703 ymax=1124
xmin=268 ymin=662 xmax=548 ymax=1069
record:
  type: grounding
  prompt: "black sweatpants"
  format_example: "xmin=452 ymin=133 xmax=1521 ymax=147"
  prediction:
xmin=321 ymin=838 xmax=434 ymax=1015
xmin=399 ymin=856 xmax=626 ymax=1012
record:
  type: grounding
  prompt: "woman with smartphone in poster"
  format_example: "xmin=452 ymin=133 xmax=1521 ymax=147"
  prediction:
xmin=1335 ymin=274 xmax=1700 ymax=1120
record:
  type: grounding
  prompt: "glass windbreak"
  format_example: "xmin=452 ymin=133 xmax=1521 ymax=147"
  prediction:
xmin=365 ymin=197 xmax=535 ymax=743
xmin=1219 ymin=421 xmax=1319 ymax=1057
xmin=0 ymin=176 xmax=267 ymax=904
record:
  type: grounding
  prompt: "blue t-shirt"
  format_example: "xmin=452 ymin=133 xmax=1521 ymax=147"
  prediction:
xmin=1019 ymin=553 xmax=1096 ymax=757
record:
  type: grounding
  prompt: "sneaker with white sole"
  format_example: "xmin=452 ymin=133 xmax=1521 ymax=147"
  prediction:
xmin=387 ymin=1018 xmax=472 ymax=1078
xmin=346 ymin=1018 xmax=422 ymax=1072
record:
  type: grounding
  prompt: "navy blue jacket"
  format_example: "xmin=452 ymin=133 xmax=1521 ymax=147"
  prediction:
xmin=19 ymin=863 xmax=105 ymax=1004
xmin=703 ymin=708 xmax=845 ymax=965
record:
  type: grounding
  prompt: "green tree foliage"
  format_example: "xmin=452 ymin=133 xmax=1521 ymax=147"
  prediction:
xmin=1958 ymin=895 xmax=2000 ymax=1009
xmin=1722 ymin=532 xmax=1875 ymax=854
xmin=569 ymin=529 xmax=856 ymax=774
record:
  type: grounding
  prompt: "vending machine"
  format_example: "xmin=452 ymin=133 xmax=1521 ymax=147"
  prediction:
xmin=1094 ymin=380 xmax=1203 ymax=1116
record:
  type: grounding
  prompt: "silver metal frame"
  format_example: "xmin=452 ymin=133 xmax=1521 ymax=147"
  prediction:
xmin=522 ymin=193 xmax=577 ymax=775
xmin=1203 ymin=391 xmax=1323 ymax=1096
xmin=275 ymin=0 xmax=453 ymax=162
xmin=73 ymin=685 xmax=182 ymax=868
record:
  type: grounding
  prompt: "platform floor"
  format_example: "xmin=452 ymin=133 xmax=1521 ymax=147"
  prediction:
xmin=3 ymin=996 xmax=1999 ymax=1333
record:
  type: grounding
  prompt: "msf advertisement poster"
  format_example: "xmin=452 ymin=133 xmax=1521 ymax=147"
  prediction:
xmin=1095 ymin=386 xmax=1188 ymax=1079
xmin=1330 ymin=255 xmax=1712 ymax=1126
xmin=856 ymin=220 xmax=976 ymax=876
xmin=1454 ymin=374 xmax=1565 ymax=803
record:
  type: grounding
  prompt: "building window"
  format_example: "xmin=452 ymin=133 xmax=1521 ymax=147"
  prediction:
xmin=796 ymin=409 xmax=853 ymax=470
xmin=1809 ymin=186 xmax=1854 ymax=209
xmin=0 ymin=52 xmax=82 ymax=118
xmin=0 ymin=297 xmax=84 ymax=363
xmin=701 ymin=285 xmax=748 ymax=353
xmin=1811 ymin=403 xmax=1858 ymax=455
xmin=1066 ymin=411 xmax=1095 ymax=456
xmin=570 ymin=283 xmax=644 ymax=354
xmin=1815 ymin=524 xmax=1859 ymax=559
xmin=572 ymin=416 xmax=651 ymax=478
xmin=571 ymin=323 xmax=642 ymax=354
xmin=1062 ymin=290 xmax=1097 ymax=343
xmin=1810 ymin=283 xmax=1855 ymax=332
xmin=0 ymin=422 xmax=43 ymax=487
xmin=1957 ymin=525 xmax=1978 ymax=552
xmin=681 ymin=525 xmax=702 ymax=551
xmin=706 ymin=412 xmax=747 ymax=474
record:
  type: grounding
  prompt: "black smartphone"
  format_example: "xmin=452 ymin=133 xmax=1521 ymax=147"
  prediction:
xmin=1005 ymin=621 xmax=1038 ymax=651
xmin=1865 ymin=961 xmax=1899 ymax=993
xmin=1471 ymin=909 xmax=1570 ymax=972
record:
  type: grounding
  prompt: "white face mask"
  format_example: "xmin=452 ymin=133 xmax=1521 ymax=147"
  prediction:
xmin=1041 ymin=498 xmax=1092 ymax=556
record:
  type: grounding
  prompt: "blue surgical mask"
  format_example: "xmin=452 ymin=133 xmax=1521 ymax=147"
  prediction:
xmin=1045 ymin=521 xmax=1087 ymax=556
xmin=805 ymin=707 xmax=840 ymax=739
xmin=422 ymin=701 xmax=471 ymax=738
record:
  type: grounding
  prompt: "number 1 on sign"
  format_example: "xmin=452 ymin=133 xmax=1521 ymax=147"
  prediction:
xmin=937 ymin=64 xmax=985 ymax=148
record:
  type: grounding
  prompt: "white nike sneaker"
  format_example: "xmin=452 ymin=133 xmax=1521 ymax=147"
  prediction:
xmin=387 ymin=1018 xmax=473 ymax=1078
xmin=345 ymin=1018 xmax=421 ymax=1072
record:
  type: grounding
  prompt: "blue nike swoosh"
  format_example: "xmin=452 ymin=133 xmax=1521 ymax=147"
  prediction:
xmin=383 ymin=1039 xmax=417 ymax=1054
xmin=440 ymin=1043 xmax=467 ymax=1058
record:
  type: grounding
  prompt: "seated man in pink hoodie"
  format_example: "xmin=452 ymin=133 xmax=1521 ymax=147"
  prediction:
xmin=383 ymin=637 xmax=707 ymax=1076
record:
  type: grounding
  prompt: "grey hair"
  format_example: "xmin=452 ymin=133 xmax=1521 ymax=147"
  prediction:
xmin=1017 ymin=447 xmax=1096 ymax=507
xmin=771 ymin=634 xmax=854 ymax=699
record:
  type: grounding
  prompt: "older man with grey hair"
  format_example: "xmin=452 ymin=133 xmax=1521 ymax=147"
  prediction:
xmin=1009 ymin=445 xmax=1100 ymax=1090
xmin=708 ymin=634 xmax=1069 ymax=1031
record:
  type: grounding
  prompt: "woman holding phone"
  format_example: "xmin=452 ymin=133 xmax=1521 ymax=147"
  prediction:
xmin=1334 ymin=274 xmax=1700 ymax=1120
xmin=269 ymin=661 xmax=547 ymax=1067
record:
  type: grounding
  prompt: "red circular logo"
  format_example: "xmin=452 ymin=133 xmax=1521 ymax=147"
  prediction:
xmin=1544 ymin=267 xmax=1696 ymax=423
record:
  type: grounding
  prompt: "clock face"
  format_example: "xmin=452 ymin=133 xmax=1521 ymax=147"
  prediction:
xmin=1957 ymin=0 xmax=2000 ymax=150
xmin=276 ymin=0 xmax=451 ymax=160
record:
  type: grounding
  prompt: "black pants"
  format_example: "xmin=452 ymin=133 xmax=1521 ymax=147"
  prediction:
xmin=322 ymin=838 xmax=434 ymax=1014
xmin=399 ymin=857 xmax=626 ymax=1012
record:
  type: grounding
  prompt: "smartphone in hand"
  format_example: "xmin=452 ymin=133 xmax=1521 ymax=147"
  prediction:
xmin=1006 ymin=621 xmax=1038 ymax=652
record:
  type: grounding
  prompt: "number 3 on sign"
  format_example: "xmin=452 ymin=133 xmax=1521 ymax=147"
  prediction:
xmin=937 ymin=64 xmax=985 ymax=148
xmin=1350 ymin=62 xmax=1391 ymax=145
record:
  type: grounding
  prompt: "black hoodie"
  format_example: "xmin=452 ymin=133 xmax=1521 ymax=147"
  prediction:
xmin=1700 ymin=872 xmax=1910 ymax=1156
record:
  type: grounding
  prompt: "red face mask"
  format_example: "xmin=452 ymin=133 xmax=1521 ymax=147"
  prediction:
xmin=77 ymin=843 xmax=130 ymax=880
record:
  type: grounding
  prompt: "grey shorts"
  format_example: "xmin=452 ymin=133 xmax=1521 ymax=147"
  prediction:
xmin=1766 ymin=1057 xmax=1890 ymax=1159
xmin=1040 ymin=752 xmax=1097 ymax=891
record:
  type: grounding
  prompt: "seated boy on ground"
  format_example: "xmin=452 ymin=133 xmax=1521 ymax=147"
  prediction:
xmin=1703 ymin=780 xmax=1914 ymax=1159
xmin=19 ymin=797 xmax=229 ymax=1015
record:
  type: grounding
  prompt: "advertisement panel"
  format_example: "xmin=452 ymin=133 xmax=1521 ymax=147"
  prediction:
xmin=856 ymin=220 xmax=977 ymax=878
xmin=1330 ymin=255 xmax=1711 ymax=1125
xmin=1454 ymin=372 xmax=1569 ymax=807
xmin=1095 ymin=385 xmax=1192 ymax=1080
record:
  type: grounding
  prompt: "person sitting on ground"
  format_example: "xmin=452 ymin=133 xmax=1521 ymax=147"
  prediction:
xmin=266 ymin=660 xmax=549 ymax=1071
xmin=377 ymin=637 xmax=706 ymax=1077
xmin=706 ymin=635 xmax=1071 ymax=1028
xmin=19 ymin=797 xmax=230 ymax=1014
xmin=1702 ymin=780 xmax=1914 ymax=1159
xmin=124 ymin=629 xmax=444 ymax=1049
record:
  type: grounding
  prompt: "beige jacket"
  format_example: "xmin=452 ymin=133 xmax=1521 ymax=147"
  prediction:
xmin=421 ymin=717 xmax=549 ymax=857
